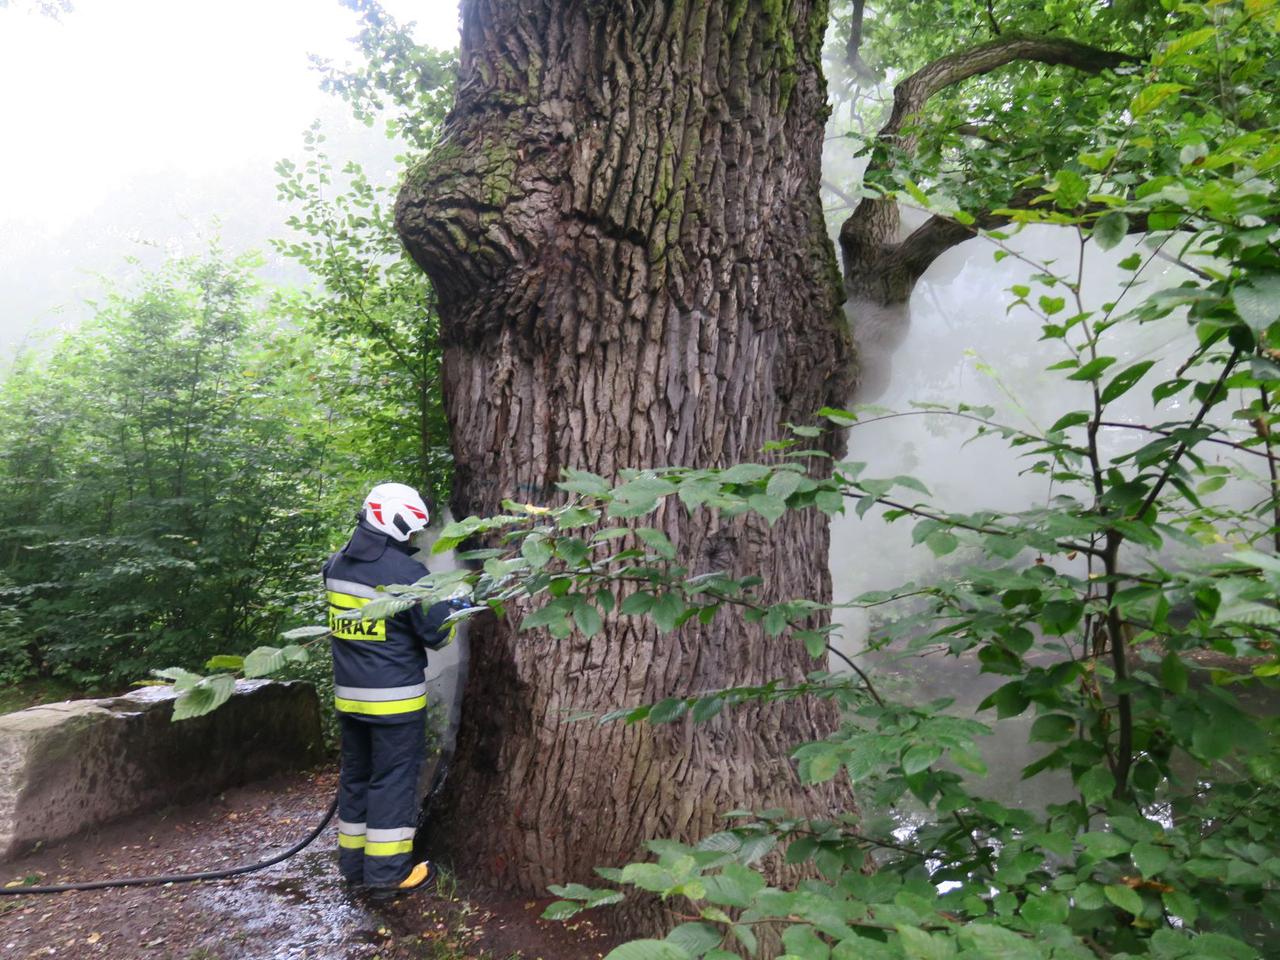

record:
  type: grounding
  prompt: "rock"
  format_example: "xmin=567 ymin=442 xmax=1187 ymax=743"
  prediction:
xmin=0 ymin=680 xmax=324 ymax=861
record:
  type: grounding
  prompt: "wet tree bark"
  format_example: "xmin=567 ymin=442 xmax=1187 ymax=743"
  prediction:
xmin=395 ymin=0 xmax=854 ymax=917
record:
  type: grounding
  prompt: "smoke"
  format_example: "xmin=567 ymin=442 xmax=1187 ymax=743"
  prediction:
xmin=0 ymin=0 xmax=458 ymax=362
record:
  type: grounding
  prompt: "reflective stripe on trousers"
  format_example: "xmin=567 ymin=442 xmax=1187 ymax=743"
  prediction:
xmin=338 ymin=819 xmax=366 ymax=850
xmin=365 ymin=826 xmax=416 ymax=857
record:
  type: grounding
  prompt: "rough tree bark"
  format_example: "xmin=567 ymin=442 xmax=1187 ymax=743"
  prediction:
xmin=395 ymin=0 xmax=854 ymax=913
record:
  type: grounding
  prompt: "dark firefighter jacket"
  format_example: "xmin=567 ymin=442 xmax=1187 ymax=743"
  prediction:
xmin=323 ymin=519 xmax=455 ymax=724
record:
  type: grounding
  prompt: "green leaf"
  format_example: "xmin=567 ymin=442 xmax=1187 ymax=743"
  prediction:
xmin=1192 ymin=716 xmax=1234 ymax=760
xmin=1080 ymin=831 xmax=1131 ymax=860
xmin=522 ymin=534 xmax=553 ymax=569
xmin=748 ymin=493 xmax=786 ymax=525
xmin=280 ymin=625 xmax=331 ymax=641
xmin=603 ymin=940 xmax=692 ymax=960
xmin=702 ymin=863 xmax=764 ymax=907
xmin=1077 ymin=766 xmax=1116 ymax=804
xmin=1234 ymin=275 xmax=1280 ymax=331
xmin=542 ymin=900 xmax=583 ymax=920
xmin=522 ymin=603 xmax=567 ymax=631
xmin=557 ymin=506 xmax=600 ymax=529
xmin=1162 ymin=889 xmax=1198 ymax=924
xmin=902 ymin=744 xmax=942 ymax=775
xmin=1132 ymin=842 xmax=1170 ymax=877
xmin=558 ymin=469 xmax=610 ymax=496
xmin=666 ymin=923 xmax=723 ymax=958
xmin=925 ymin=530 xmax=959 ymax=556
xmin=1159 ymin=26 xmax=1216 ymax=62
xmin=635 ymin=527 xmax=677 ymax=559
xmin=1039 ymin=295 xmax=1066 ymax=316
xmin=678 ymin=478 xmax=721 ymax=510
xmin=1093 ymin=211 xmax=1129 ymax=251
xmin=763 ymin=605 xmax=789 ymax=637
xmin=651 ymin=594 xmax=685 ymax=633
xmin=152 ymin=667 xmax=203 ymax=691
xmin=807 ymin=750 xmax=842 ymax=783
xmin=243 ymin=646 xmax=285 ymax=679
xmin=797 ymin=629 xmax=828 ymax=659
xmin=1067 ymin=356 xmax=1117 ymax=382
xmin=1161 ymin=652 xmax=1189 ymax=694
xmin=1099 ymin=360 xmax=1156 ymax=404
xmin=171 ymin=675 xmax=236 ymax=721
xmin=1104 ymin=884 xmax=1144 ymax=916
xmin=736 ymin=834 xmax=776 ymax=865
xmin=950 ymin=748 xmax=987 ymax=775
xmin=573 ymin=602 xmax=603 ymax=638
xmin=1038 ymin=599 xmax=1083 ymax=636
xmin=895 ymin=926 xmax=954 ymax=960
xmin=957 ymin=924 xmax=1040 ymax=960
xmin=204 ymin=655 xmax=244 ymax=671
xmin=619 ymin=864 xmax=676 ymax=893
xmin=1029 ymin=714 xmax=1075 ymax=743
xmin=983 ymin=682 xmax=1029 ymax=718
xmin=766 ymin=469 xmax=804 ymax=502
xmin=648 ymin=698 xmax=688 ymax=723
xmin=720 ymin=463 xmax=771 ymax=484
xmin=1020 ymin=892 xmax=1069 ymax=927
xmin=1130 ymin=82 xmax=1186 ymax=117
xmin=1152 ymin=378 xmax=1190 ymax=402
xmin=1049 ymin=411 xmax=1090 ymax=432
xmin=783 ymin=925 xmax=832 ymax=960
xmin=901 ymin=177 xmax=931 ymax=207
xmin=621 ymin=592 xmax=655 ymax=616
xmin=691 ymin=696 xmax=724 ymax=723
xmin=614 ymin=476 xmax=677 ymax=503
xmin=1051 ymin=169 xmax=1088 ymax=209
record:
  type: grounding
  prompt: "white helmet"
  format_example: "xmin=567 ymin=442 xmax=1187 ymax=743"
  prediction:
xmin=362 ymin=482 xmax=430 ymax=542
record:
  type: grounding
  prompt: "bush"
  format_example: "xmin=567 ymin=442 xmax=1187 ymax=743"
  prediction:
xmin=0 ymin=254 xmax=337 ymax=688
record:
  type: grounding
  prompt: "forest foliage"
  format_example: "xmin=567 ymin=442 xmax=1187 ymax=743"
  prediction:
xmin=0 ymin=257 xmax=330 ymax=686
xmin=0 ymin=0 xmax=452 ymax=691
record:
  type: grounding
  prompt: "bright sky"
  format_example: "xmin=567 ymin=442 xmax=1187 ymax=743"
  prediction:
xmin=0 ymin=0 xmax=460 ymax=356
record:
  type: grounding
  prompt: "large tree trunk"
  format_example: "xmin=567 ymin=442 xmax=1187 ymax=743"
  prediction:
xmin=395 ymin=0 xmax=854 ymax=917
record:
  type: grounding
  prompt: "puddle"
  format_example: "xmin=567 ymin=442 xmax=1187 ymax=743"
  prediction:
xmin=189 ymin=848 xmax=385 ymax=959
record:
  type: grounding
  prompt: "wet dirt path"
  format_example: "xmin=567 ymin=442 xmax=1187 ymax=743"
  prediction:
xmin=0 ymin=769 xmax=615 ymax=960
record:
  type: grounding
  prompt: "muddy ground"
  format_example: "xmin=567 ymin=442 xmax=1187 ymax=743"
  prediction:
xmin=0 ymin=769 xmax=618 ymax=960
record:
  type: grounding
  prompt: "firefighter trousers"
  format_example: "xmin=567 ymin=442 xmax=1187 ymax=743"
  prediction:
xmin=336 ymin=712 xmax=425 ymax=887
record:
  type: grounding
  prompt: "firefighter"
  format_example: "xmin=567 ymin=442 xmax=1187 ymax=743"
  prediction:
xmin=324 ymin=482 xmax=458 ymax=895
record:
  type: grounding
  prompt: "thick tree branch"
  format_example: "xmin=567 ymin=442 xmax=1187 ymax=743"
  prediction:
xmin=891 ymin=201 xmax=1149 ymax=287
xmin=844 ymin=32 xmax=1136 ymax=281
xmin=839 ymin=33 xmax=1137 ymax=293
xmin=881 ymin=35 xmax=1134 ymax=149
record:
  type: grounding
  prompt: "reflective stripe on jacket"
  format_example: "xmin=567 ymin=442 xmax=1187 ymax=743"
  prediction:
xmin=323 ymin=520 xmax=454 ymax=724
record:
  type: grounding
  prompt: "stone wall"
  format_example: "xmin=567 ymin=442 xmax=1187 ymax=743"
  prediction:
xmin=0 ymin=680 xmax=323 ymax=861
